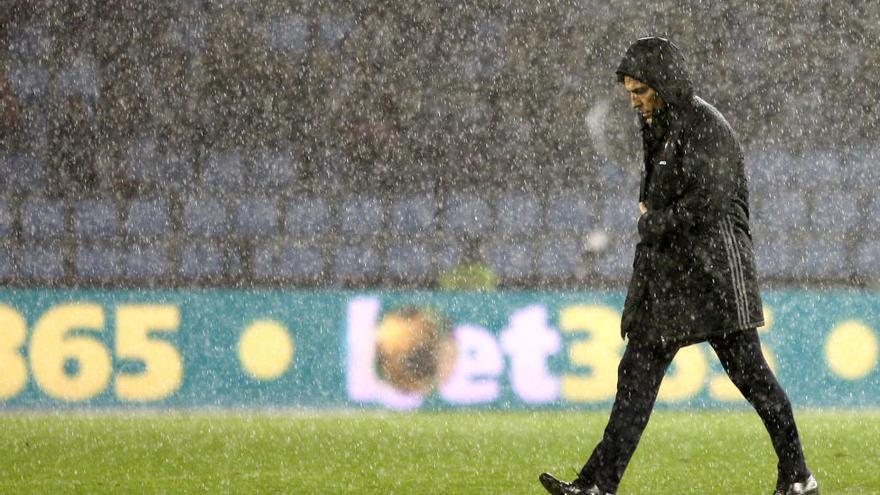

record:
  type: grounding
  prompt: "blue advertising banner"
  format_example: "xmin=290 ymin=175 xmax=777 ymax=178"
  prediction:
xmin=0 ymin=289 xmax=877 ymax=410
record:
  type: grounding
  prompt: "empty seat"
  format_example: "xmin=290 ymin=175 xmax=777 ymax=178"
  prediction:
xmin=599 ymin=194 xmax=638 ymax=236
xmin=796 ymin=236 xmax=848 ymax=280
xmin=7 ymin=65 xmax=50 ymax=104
xmin=434 ymin=238 xmax=465 ymax=273
xmin=754 ymin=234 xmax=801 ymax=280
xmin=253 ymin=240 xmax=317 ymax=281
xmin=179 ymin=241 xmax=225 ymax=280
xmin=182 ymin=197 xmax=228 ymax=238
xmin=0 ymin=243 xmax=15 ymax=279
xmin=546 ymin=191 xmax=595 ymax=234
xmin=272 ymin=241 xmax=326 ymax=281
xmin=753 ymin=191 xmax=808 ymax=234
xmin=123 ymin=139 xmax=195 ymax=191
xmin=264 ymin=16 xmax=311 ymax=54
xmin=388 ymin=195 xmax=436 ymax=236
xmin=58 ymin=55 xmax=99 ymax=101
xmin=537 ymin=236 xmax=583 ymax=280
xmin=19 ymin=243 xmax=65 ymax=283
xmin=595 ymin=236 xmax=637 ymax=281
xmin=73 ymin=198 xmax=119 ymax=239
xmin=154 ymin=149 xmax=196 ymax=191
xmin=844 ymin=146 xmax=880 ymax=190
xmin=442 ymin=193 xmax=492 ymax=236
xmin=746 ymin=148 xmax=798 ymax=191
xmin=863 ymin=195 xmax=880 ymax=236
xmin=339 ymin=196 xmax=384 ymax=236
xmin=385 ymin=239 xmax=434 ymax=282
xmin=201 ymin=150 xmax=246 ymax=192
xmin=285 ymin=197 xmax=333 ymax=236
xmin=20 ymin=197 xmax=65 ymax=239
xmin=799 ymin=151 xmax=843 ymax=190
xmin=855 ymin=241 xmax=880 ymax=279
xmin=596 ymin=160 xmax=638 ymax=195
xmin=233 ymin=197 xmax=280 ymax=238
xmin=332 ymin=243 xmax=381 ymax=283
xmin=494 ymin=192 xmax=541 ymax=236
xmin=125 ymin=197 xmax=171 ymax=239
xmin=0 ymin=199 xmax=13 ymax=237
xmin=2 ymin=153 xmax=47 ymax=194
xmin=124 ymin=243 xmax=171 ymax=281
xmin=8 ymin=26 xmax=53 ymax=64
xmin=809 ymin=192 xmax=859 ymax=234
xmin=75 ymin=244 xmax=123 ymax=282
xmin=482 ymin=238 xmax=534 ymax=281
xmin=318 ymin=14 xmax=356 ymax=47
xmin=252 ymin=151 xmax=299 ymax=191
xmin=165 ymin=13 xmax=207 ymax=54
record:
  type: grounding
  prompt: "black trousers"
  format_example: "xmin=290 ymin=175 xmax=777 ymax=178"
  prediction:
xmin=579 ymin=328 xmax=809 ymax=493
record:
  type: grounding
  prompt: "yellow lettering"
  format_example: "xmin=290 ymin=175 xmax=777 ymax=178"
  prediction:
xmin=30 ymin=303 xmax=111 ymax=401
xmin=560 ymin=305 xmax=623 ymax=402
xmin=0 ymin=305 xmax=28 ymax=399
xmin=115 ymin=305 xmax=184 ymax=401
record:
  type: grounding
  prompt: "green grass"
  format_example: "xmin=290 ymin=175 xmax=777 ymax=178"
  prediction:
xmin=0 ymin=410 xmax=877 ymax=494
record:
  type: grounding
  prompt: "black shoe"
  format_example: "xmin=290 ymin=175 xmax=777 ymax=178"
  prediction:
xmin=774 ymin=475 xmax=819 ymax=495
xmin=538 ymin=473 xmax=614 ymax=495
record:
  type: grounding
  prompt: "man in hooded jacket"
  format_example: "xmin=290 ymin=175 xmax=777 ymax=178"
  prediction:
xmin=539 ymin=38 xmax=817 ymax=495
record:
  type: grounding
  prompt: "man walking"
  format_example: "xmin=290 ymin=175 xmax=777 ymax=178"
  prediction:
xmin=539 ymin=37 xmax=818 ymax=495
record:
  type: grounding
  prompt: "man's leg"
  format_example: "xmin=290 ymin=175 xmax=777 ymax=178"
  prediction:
xmin=708 ymin=329 xmax=811 ymax=488
xmin=578 ymin=337 xmax=678 ymax=493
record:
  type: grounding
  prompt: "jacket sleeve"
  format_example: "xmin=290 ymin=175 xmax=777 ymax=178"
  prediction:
xmin=637 ymin=127 xmax=739 ymax=242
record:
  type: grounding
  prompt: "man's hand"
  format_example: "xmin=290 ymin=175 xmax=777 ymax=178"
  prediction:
xmin=639 ymin=202 xmax=648 ymax=215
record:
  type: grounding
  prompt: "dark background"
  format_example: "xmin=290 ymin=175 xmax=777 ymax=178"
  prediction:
xmin=1 ymin=0 xmax=877 ymax=288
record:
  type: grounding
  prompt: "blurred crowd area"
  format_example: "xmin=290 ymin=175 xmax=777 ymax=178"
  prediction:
xmin=0 ymin=0 xmax=879 ymax=288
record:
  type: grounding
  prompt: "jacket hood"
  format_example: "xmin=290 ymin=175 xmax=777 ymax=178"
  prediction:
xmin=616 ymin=37 xmax=694 ymax=107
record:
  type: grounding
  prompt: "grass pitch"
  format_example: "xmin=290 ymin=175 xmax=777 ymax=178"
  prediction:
xmin=0 ymin=410 xmax=877 ymax=494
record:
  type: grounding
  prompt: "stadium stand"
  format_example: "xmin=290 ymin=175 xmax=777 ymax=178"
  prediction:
xmin=1 ymin=0 xmax=878 ymax=288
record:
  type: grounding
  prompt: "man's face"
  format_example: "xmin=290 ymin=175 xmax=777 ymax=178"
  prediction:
xmin=623 ymin=75 xmax=664 ymax=124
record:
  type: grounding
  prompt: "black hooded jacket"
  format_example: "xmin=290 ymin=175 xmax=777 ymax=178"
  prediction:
xmin=617 ymin=37 xmax=764 ymax=344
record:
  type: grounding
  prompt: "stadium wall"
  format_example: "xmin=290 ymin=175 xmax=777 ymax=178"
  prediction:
xmin=0 ymin=289 xmax=877 ymax=410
